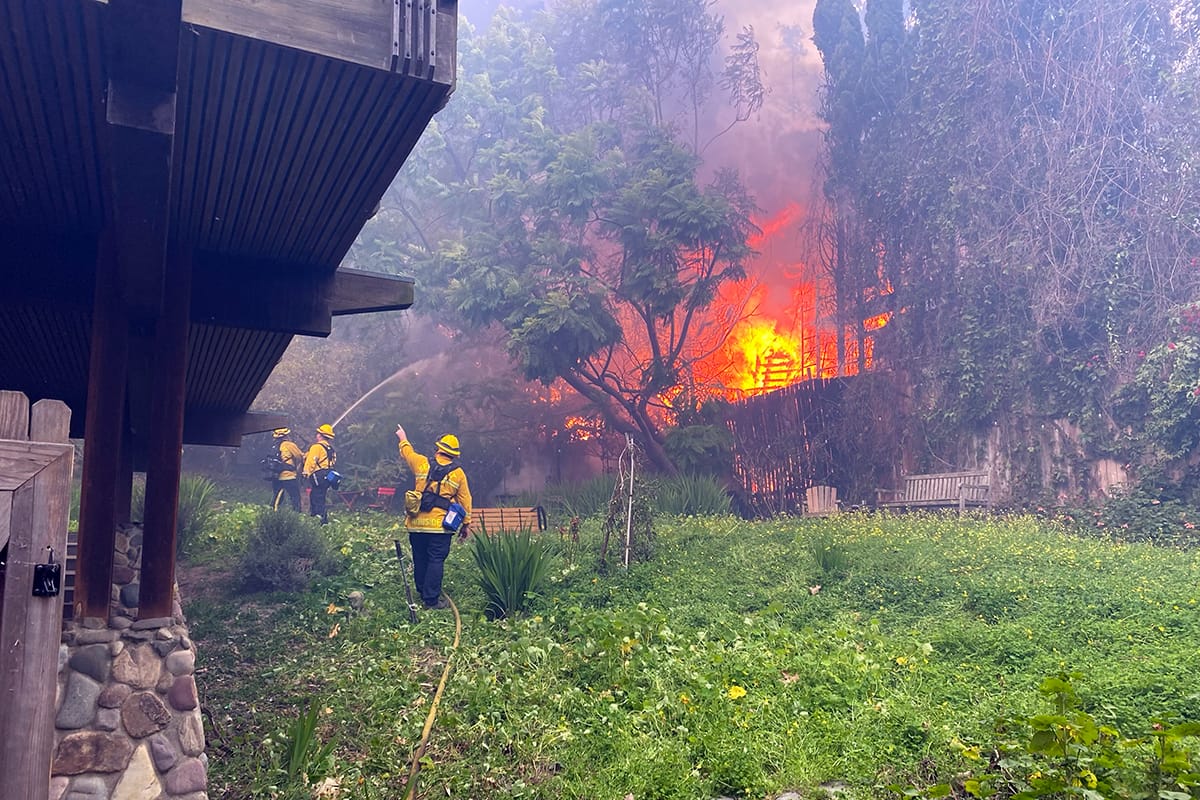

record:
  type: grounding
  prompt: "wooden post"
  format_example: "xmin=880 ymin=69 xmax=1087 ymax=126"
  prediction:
xmin=139 ymin=254 xmax=191 ymax=619
xmin=115 ymin=430 xmax=133 ymax=526
xmin=76 ymin=239 xmax=126 ymax=620
xmin=0 ymin=393 xmax=73 ymax=800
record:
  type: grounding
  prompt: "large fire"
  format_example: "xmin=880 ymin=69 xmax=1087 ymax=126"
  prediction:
xmin=692 ymin=204 xmax=887 ymax=400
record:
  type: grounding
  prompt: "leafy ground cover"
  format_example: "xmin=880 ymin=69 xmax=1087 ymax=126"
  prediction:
xmin=186 ymin=511 xmax=1200 ymax=799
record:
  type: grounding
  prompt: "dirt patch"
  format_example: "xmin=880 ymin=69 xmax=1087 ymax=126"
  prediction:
xmin=176 ymin=561 xmax=236 ymax=606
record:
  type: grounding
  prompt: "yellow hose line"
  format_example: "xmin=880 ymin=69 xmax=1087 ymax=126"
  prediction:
xmin=405 ymin=594 xmax=462 ymax=800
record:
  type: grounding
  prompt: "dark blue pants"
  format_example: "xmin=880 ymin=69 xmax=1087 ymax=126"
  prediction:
xmin=310 ymin=482 xmax=329 ymax=524
xmin=409 ymin=532 xmax=452 ymax=606
xmin=273 ymin=479 xmax=301 ymax=512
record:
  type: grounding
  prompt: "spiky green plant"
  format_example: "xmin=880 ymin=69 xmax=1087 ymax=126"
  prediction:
xmin=470 ymin=530 xmax=556 ymax=620
xmin=529 ymin=476 xmax=615 ymax=522
xmin=808 ymin=530 xmax=850 ymax=579
xmin=275 ymin=699 xmax=336 ymax=795
xmin=653 ymin=474 xmax=732 ymax=516
xmin=175 ymin=474 xmax=219 ymax=555
xmin=131 ymin=473 xmax=219 ymax=556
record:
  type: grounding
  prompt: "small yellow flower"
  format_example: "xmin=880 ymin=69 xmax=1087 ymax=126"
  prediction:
xmin=727 ymin=685 xmax=747 ymax=700
xmin=679 ymin=693 xmax=690 ymax=705
xmin=895 ymin=656 xmax=908 ymax=666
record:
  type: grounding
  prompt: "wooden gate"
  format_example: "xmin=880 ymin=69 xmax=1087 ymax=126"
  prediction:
xmin=0 ymin=390 xmax=73 ymax=800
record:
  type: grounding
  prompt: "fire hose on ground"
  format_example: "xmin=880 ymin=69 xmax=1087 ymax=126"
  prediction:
xmin=403 ymin=592 xmax=462 ymax=800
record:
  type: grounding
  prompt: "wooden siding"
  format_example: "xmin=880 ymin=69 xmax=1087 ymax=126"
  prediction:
xmin=0 ymin=0 xmax=108 ymax=230
xmin=186 ymin=323 xmax=291 ymax=411
xmin=0 ymin=307 xmax=91 ymax=411
xmin=172 ymin=23 xmax=448 ymax=268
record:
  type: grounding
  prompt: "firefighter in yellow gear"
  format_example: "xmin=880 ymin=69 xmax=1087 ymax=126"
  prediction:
xmin=396 ymin=425 xmax=472 ymax=609
xmin=271 ymin=428 xmax=305 ymax=512
xmin=304 ymin=423 xmax=337 ymax=524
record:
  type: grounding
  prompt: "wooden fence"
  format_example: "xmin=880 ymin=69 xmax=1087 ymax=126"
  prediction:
xmin=0 ymin=390 xmax=74 ymax=800
xmin=726 ymin=374 xmax=901 ymax=514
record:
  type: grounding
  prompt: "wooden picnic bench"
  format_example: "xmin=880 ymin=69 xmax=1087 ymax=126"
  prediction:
xmin=472 ymin=506 xmax=548 ymax=534
xmin=876 ymin=470 xmax=990 ymax=513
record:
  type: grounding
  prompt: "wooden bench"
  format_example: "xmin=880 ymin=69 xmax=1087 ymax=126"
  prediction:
xmin=472 ymin=506 xmax=547 ymax=534
xmin=804 ymin=485 xmax=840 ymax=517
xmin=876 ymin=470 xmax=990 ymax=513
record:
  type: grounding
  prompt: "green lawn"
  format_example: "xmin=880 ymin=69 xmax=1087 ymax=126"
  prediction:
xmin=187 ymin=511 xmax=1200 ymax=799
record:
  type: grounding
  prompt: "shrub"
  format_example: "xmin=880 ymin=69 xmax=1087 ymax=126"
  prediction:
xmin=653 ymin=474 xmax=732 ymax=516
xmin=1054 ymin=483 xmax=1200 ymax=547
xmin=471 ymin=530 xmax=556 ymax=620
xmin=237 ymin=510 xmax=338 ymax=593
xmin=896 ymin=674 xmax=1200 ymax=800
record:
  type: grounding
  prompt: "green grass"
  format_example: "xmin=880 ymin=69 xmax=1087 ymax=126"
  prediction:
xmin=186 ymin=509 xmax=1200 ymax=799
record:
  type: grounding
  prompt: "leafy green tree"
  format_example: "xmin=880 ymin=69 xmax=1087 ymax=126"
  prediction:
xmin=344 ymin=2 xmax=765 ymax=475
xmin=438 ymin=124 xmax=756 ymax=474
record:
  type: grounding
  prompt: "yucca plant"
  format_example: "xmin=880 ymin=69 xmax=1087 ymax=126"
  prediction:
xmin=470 ymin=530 xmax=556 ymax=620
xmin=131 ymin=473 xmax=219 ymax=556
xmin=175 ymin=474 xmax=219 ymax=556
xmin=277 ymin=699 xmax=335 ymax=794
xmin=654 ymin=474 xmax=732 ymax=516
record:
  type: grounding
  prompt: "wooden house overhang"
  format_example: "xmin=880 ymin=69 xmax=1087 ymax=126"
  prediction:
xmin=0 ymin=0 xmax=454 ymax=450
xmin=0 ymin=0 xmax=456 ymax=619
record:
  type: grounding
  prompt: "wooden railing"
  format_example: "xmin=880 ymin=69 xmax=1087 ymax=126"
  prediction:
xmin=0 ymin=390 xmax=73 ymax=800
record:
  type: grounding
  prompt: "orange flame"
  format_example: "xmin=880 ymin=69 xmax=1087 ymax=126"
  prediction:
xmin=685 ymin=203 xmax=889 ymax=400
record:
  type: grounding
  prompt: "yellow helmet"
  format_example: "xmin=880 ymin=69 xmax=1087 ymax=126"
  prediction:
xmin=273 ymin=428 xmax=290 ymax=438
xmin=317 ymin=423 xmax=335 ymax=438
xmin=435 ymin=434 xmax=461 ymax=457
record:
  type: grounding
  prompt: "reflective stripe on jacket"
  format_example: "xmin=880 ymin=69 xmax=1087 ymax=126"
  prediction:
xmin=399 ymin=439 xmax=472 ymax=533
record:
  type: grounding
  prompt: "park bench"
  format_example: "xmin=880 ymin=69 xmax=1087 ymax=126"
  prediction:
xmin=876 ymin=470 xmax=990 ymax=513
xmin=472 ymin=505 xmax=548 ymax=534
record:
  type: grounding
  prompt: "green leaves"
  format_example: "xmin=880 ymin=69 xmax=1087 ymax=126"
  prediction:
xmin=471 ymin=530 xmax=558 ymax=620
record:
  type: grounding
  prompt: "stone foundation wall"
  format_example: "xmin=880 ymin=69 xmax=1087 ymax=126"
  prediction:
xmin=51 ymin=524 xmax=208 ymax=800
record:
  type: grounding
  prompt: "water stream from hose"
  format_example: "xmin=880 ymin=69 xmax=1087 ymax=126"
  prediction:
xmin=331 ymin=363 xmax=420 ymax=428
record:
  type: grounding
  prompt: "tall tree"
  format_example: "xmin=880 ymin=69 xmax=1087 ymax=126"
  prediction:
xmin=436 ymin=124 xmax=756 ymax=473
xmin=347 ymin=1 xmax=765 ymax=474
xmin=815 ymin=0 xmax=1200 ymax=495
